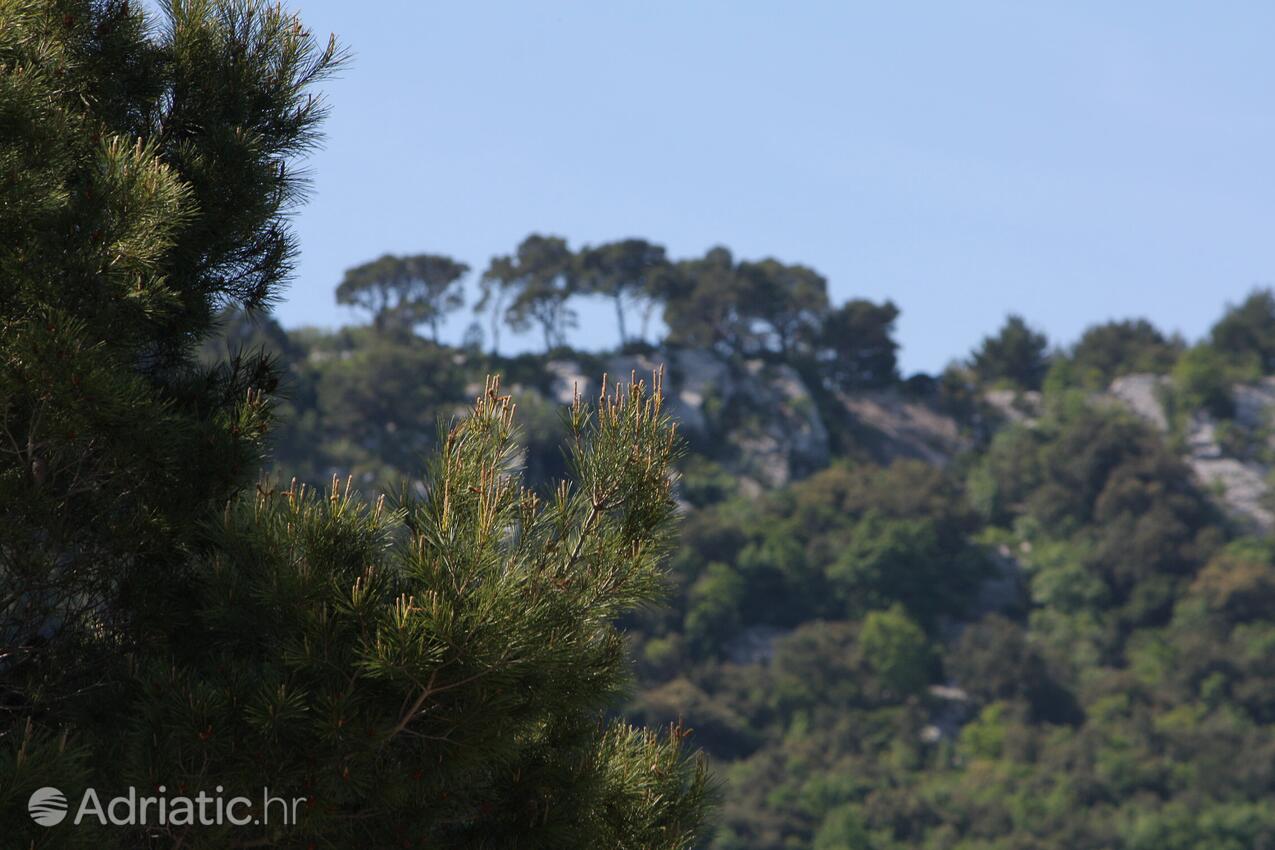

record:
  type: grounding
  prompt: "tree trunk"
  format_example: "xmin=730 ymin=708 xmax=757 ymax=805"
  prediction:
xmin=615 ymin=295 xmax=628 ymax=346
xmin=640 ymin=299 xmax=658 ymax=344
xmin=489 ymin=293 xmax=504 ymax=355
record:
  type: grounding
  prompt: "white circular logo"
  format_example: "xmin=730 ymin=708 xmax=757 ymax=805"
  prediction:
xmin=28 ymin=786 xmax=68 ymax=826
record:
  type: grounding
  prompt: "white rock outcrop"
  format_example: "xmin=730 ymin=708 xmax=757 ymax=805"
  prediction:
xmin=1104 ymin=373 xmax=1275 ymax=531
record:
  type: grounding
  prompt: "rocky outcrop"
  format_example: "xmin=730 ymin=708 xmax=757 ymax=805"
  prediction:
xmin=839 ymin=388 xmax=972 ymax=467
xmin=1180 ymin=415 xmax=1274 ymax=530
xmin=1104 ymin=373 xmax=1275 ymax=531
xmin=1107 ymin=374 xmax=1170 ymax=431
xmin=576 ymin=350 xmax=831 ymax=492
xmin=548 ymin=349 xmax=971 ymax=492
xmin=725 ymin=359 xmax=830 ymax=490
xmin=1234 ymin=379 xmax=1275 ymax=430
xmin=982 ymin=389 xmax=1043 ymax=425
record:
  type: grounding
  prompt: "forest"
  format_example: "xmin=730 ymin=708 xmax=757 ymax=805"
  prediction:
xmin=7 ymin=2 xmax=1275 ymax=849
xmin=217 ymin=235 xmax=1275 ymax=850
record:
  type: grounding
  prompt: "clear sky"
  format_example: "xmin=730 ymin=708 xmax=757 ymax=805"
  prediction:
xmin=263 ymin=0 xmax=1275 ymax=374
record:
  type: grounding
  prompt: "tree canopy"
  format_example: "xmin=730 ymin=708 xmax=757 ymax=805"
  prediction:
xmin=818 ymin=299 xmax=901 ymax=390
xmin=480 ymin=235 xmax=579 ymax=352
xmin=192 ymin=239 xmax=1275 ymax=850
xmin=1 ymin=0 xmax=342 ymax=730
xmin=577 ymin=238 xmax=675 ymax=346
xmin=970 ymin=314 xmax=1051 ymax=390
xmin=1062 ymin=318 xmax=1183 ymax=388
xmin=336 ymin=253 xmax=469 ymax=338
xmin=1211 ymin=288 xmax=1275 ymax=371
xmin=19 ymin=3 xmax=1275 ymax=849
xmin=1 ymin=5 xmax=711 ymax=848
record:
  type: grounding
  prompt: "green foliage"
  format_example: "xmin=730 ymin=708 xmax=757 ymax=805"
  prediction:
xmin=679 ymin=456 xmax=738 ymax=508
xmin=1187 ymin=538 xmax=1275 ymax=625
xmin=1126 ymin=801 xmax=1275 ymax=850
xmin=859 ymin=606 xmax=931 ymax=699
xmin=1171 ymin=344 xmax=1236 ymax=419
xmin=685 ymin=563 xmax=748 ymax=657
xmin=972 ymin=403 xmax=1220 ymax=607
xmin=1 ymin=0 xmax=341 ymax=729
xmin=1210 ymin=288 xmax=1275 ymax=372
xmin=179 ymin=240 xmax=1275 ymax=850
xmin=970 ymin=314 xmax=1051 ymax=390
xmin=769 ymin=621 xmax=865 ymax=719
xmin=1048 ymin=318 xmax=1183 ymax=390
xmin=102 ymin=376 xmax=710 ymax=849
xmin=947 ymin=615 xmax=1079 ymax=723
xmin=462 ymin=234 xmax=903 ymax=407
xmin=335 ymin=253 xmax=468 ymax=338
xmin=662 ymin=247 xmax=752 ymax=354
xmin=5 ymin=368 xmax=716 ymax=848
xmin=735 ymin=258 xmax=830 ymax=356
xmin=818 ymin=299 xmax=901 ymax=390
xmin=662 ymin=248 xmax=835 ymax=359
xmin=480 ymin=234 xmax=578 ymax=352
xmin=218 ymin=276 xmax=1275 ymax=850
xmin=577 ymin=238 xmax=675 ymax=346
xmin=17 ymin=5 xmax=1275 ymax=845
xmin=658 ymin=460 xmax=988 ymax=662
xmin=1 ymin=5 xmax=714 ymax=846
xmin=827 ymin=513 xmax=970 ymax=627
xmin=310 ymin=329 xmax=465 ymax=484
xmin=812 ymin=804 xmax=871 ymax=850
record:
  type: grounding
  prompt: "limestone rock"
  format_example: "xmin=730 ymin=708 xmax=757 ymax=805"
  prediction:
xmin=839 ymin=388 xmax=971 ymax=467
xmin=1107 ymin=373 xmax=1170 ymax=432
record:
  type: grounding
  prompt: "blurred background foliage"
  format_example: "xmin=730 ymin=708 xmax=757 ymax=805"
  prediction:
xmin=210 ymin=238 xmax=1275 ymax=848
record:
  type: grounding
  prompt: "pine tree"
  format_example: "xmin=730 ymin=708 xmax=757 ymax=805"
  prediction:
xmin=115 ymin=375 xmax=710 ymax=849
xmin=576 ymin=239 xmax=673 ymax=347
xmin=1 ymin=2 xmax=712 ymax=847
xmin=1 ymin=0 xmax=340 ymax=732
xmin=970 ymin=314 xmax=1051 ymax=391
xmin=480 ymin=235 xmax=579 ymax=353
xmin=336 ymin=253 xmax=469 ymax=339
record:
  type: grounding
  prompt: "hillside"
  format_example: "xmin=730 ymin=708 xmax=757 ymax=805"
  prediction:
xmin=207 ymin=287 xmax=1275 ymax=850
xmin=13 ymin=8 xmax=1272 ymax=846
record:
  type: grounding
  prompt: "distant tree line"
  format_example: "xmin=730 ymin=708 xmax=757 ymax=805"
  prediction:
xmin=967 ymin=290 xmax=1275 ymax=421
xmin=338 ymin=239 xmax=1275 ymax=408
xmin=335 ymin=236 xmax=903 ymax=390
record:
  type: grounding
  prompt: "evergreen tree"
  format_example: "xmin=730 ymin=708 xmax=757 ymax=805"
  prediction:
xmin=313 ymin=327 xmax=466 ymax=485
xmin=577 ymin=239 xmax=673 ymax=347
xmin=664 ymin=247 xmax=752 ymax=355
xmin=336 ymin=253 xmax=469 ymax=339
xmin=736 ymin=258 xmax=830 ymax=357
xmin=480 ymin=235 xmax=578 ymax=353
xmin=1 ymin=0 xmax=341 ymax=731
xmin=1210 ymin=288 xmax=1275 ymax=372
xmin=664 ymin=250 xmax=831 ymax=358
xmin=970 ymin=314 xmax=1050 ymax=390
xmin=83 ymin=376 xmax=706 ymax=849
xmin=818 ymin=299 xmax=901 ymax=390
xmin=1 ymin=3 xmax=712 ymax=847
xmin=1061 ymin=318 xmax=1182 ymax=388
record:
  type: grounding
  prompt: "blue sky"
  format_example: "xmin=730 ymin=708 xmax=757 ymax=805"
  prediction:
xmin=264 ymin=1 xmax=1275 ymax=373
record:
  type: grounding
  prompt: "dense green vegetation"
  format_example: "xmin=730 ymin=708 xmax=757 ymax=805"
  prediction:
xmin=215 ymin=229 xmax=1275 ymax=849
xmin=1 ymin=3 xmax=708 ymax=848
xmin=10 ymin=3 xmax=1275 ymax=849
